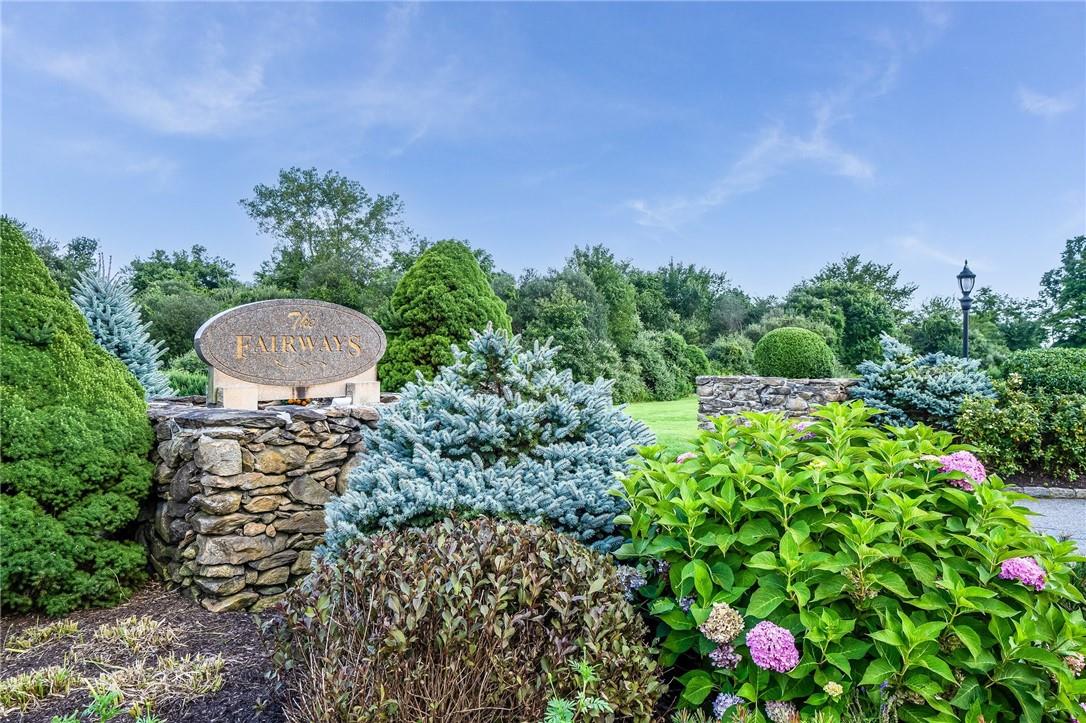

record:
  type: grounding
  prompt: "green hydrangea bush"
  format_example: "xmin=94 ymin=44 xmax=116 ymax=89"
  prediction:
xmin=617 ymin=402 xmax=1086 ymax=722
xmin=753 ymin=327 xmax=837 ymax=379
xmin=267 ymin=517 xmax=664 ymax=723
xmin=852 ymin=334 xmax=994 ymax=429
xmin=322 ymin=327 xmax=653 ymax=559
xmin=1 ymin=218 xmax=154 ymax=615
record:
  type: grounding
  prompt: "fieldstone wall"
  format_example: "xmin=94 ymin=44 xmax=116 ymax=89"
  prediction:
xmin=697 ymin=375 xmax=857 ymax=427
xmin=143 ymin=402 xmax=379 ymax=612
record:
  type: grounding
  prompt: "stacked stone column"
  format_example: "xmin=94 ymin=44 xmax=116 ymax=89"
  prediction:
xmin=144 ymin=403 xmax=377 ymax=612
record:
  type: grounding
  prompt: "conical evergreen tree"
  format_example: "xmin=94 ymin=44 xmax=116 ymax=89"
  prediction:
xmin=73 ymin=258 xmax=173 ymax=398
xmin=1 ymin=217 xmax=153 ymax=614
xmin=379 ymin=240 xmax=511 ymax=389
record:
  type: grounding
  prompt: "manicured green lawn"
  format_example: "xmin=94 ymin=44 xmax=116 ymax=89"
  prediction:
xmin=624 ymin=395 xmax=700 ymax=456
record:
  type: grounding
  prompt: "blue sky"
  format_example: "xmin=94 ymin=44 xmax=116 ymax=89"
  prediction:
xmin=2 ymin=2 xmax=1083 ymax=302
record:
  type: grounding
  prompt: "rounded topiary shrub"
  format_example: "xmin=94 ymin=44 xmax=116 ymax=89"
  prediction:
xmin=323 ymin=327 xmax=652 ymax=559
xmin=379 ymin=240 xmax=512 ymax=390
xmin=1 ymin=217 xmax=154 ymax=615
xmin=752 ymin=326 xmax=836 ymax=378
xmin=268 ymin=517 xmax=664 ymax=723
xmin=617 ymin=402 xmax=1085 ymax=722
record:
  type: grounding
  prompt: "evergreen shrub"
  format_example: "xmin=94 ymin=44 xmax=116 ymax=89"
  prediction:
xmin=268 ymin=517 xmax=664 ymax=723
xmin=1 ymin=218 xmax=154 ymax=615
xmin=165 ymin=350 xmax=208 ymax=397
xmin=73 ymin=261 xmax=173 ymax=397
xmin=752 ymin=327 xmax=837 ymax=378
xmin=379 ymin=240 xmax=511 ymax=390
xmin=1001 ymin=348 xmax=1086 ymax=395
xmin=617 ymin=402 xmax=1086 ymax=722
xmin=852 ymin=334 xmax=994 ymax=429
xmin=707 ymin=334 xmax=755 ymax=375
xmin=322 ymin=327 xmax=653 ymax=559
xmin=958 ymin=376 xmax=1086 ymax=481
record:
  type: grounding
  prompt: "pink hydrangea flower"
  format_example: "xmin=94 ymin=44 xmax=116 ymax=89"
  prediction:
xmin=938 ymin=451 xmax=986 ymax=492
xmin=745 ymin=620 xmax=800 ymax=673
xmin=791 ymin=420 xmax=816 ymax=441
xmin=999 ymin=556 xmax=1046 ymax=591
xmin=676 ymin=452 xmax=698 ymax=464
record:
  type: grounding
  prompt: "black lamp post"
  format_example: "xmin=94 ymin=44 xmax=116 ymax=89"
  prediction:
xmin=957 ymin=260 xmax=976 ymax=358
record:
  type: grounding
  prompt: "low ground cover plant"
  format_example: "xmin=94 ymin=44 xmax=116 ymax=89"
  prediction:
xmin=617 ymin=402 xmax=1086 ymax=722
xmin=322 ymin=327 xmax=653 ymax=559
xmin=851 ymin=334 xmax=994 ymax=429
xmin=752 ymin=327 xmax=837 ymax=379
xmin=269 ymin=516 xmax=664 ymax=723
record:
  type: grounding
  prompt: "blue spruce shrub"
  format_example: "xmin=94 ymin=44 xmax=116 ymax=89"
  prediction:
xmin=322 ymin=327 xmax=654 ymax=559
xmin=73 ymin=261 xmax=173 ymax=398
xmin=851 ymin=333 xmax=994 ymax=428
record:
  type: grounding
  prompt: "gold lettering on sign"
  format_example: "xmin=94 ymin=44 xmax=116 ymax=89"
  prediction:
xmin=232 ymin=333 xmax=368 ymax=359
xmin=287 ymin=311 xmax=315 ymax=331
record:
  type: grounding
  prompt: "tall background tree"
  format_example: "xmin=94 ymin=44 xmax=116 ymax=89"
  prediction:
xmin=240 ymin=167 xmax=414 ymax=304
xmin=1041 ymin=235 xmax=1086 ymax=347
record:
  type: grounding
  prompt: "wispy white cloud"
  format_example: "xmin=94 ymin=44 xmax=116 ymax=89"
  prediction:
xmin=628 ymin=102 xmax=874 ymax=229
xmin=627 ymin=6 xmax=949 ymax=229
xmin=2 ymin=7 xmax=308 ymax=136
xmin=55 ymin=137 xmax=179 ymax=184
xmin=337 ymin=4 xmax=497 ymax=154
xmin=1017 ymin=87 xmax=1078 ymax=118
xmin=894 ymin=234 xmax=962 ymax=268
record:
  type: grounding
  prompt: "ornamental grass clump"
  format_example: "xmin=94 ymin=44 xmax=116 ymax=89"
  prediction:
xmin=322 ymin=327 xmax=652 ymax=558
xmin=617 ymin=401 xmax=1086 ymax=722
xmin=267 ymin=517 xmax=664 ymax=723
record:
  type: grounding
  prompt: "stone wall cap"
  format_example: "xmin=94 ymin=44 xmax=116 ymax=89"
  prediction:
xmin=697 ymin=374 xmax=858 ymax=384
xmin=263 ymin=405 xmax=328 ymax=421
xmin=172 ymin=407 xmax=289 ymax=429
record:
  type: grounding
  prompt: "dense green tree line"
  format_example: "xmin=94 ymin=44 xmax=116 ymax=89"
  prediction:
xmin=20 ymin=168 xmax=1083 ymax=402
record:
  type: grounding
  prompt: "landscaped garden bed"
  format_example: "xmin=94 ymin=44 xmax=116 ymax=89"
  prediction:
xmin=0 ymin=582 xmax=282 ymax=723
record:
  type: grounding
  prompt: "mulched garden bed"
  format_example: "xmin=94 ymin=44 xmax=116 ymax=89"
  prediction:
xmin=0 ymin=582 xmax=283 ymax=723
xmin=1007 ymin=472 xmax=1086 ymax=492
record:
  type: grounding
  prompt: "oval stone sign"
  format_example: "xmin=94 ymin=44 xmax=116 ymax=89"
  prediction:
xmin=195 ymin=300 xmax=386 ymax=387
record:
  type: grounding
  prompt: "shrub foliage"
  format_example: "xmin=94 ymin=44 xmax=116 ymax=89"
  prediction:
xmin=379 ymin=240 xmax=512 ymax=390
xmin=0 ymin=218 xmax=154 ymax=615
xmin=323 ymin=327 xmax=653 ymax=559
xmin=617 ymin=402 xmax=1086 ymax=722
xmin=852 ymin=334 xmax=994 ymax=429
xmin=1000 ymin=347 xmax=1086 ymax=395
xmin=268 ymin=517 xmax=664 ymax=723
xmin=753 ymin=326 xmax=837 ymax=379
xmin=958 ymin=375 xmax=1086 ymax=481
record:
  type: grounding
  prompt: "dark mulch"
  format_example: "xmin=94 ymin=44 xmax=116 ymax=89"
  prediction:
xmin=1007 ymin=472 xmax=1086 ymax=490
xmin=0 ymin=582 xmax=283 ymax=723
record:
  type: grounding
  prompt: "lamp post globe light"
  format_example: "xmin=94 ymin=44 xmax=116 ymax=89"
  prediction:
xmin=957 ymin=260 xmax=976 ymax=358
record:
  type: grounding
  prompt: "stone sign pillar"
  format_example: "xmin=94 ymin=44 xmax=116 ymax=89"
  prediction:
xmin=195 ymin=300 xmax=386 ymax=409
